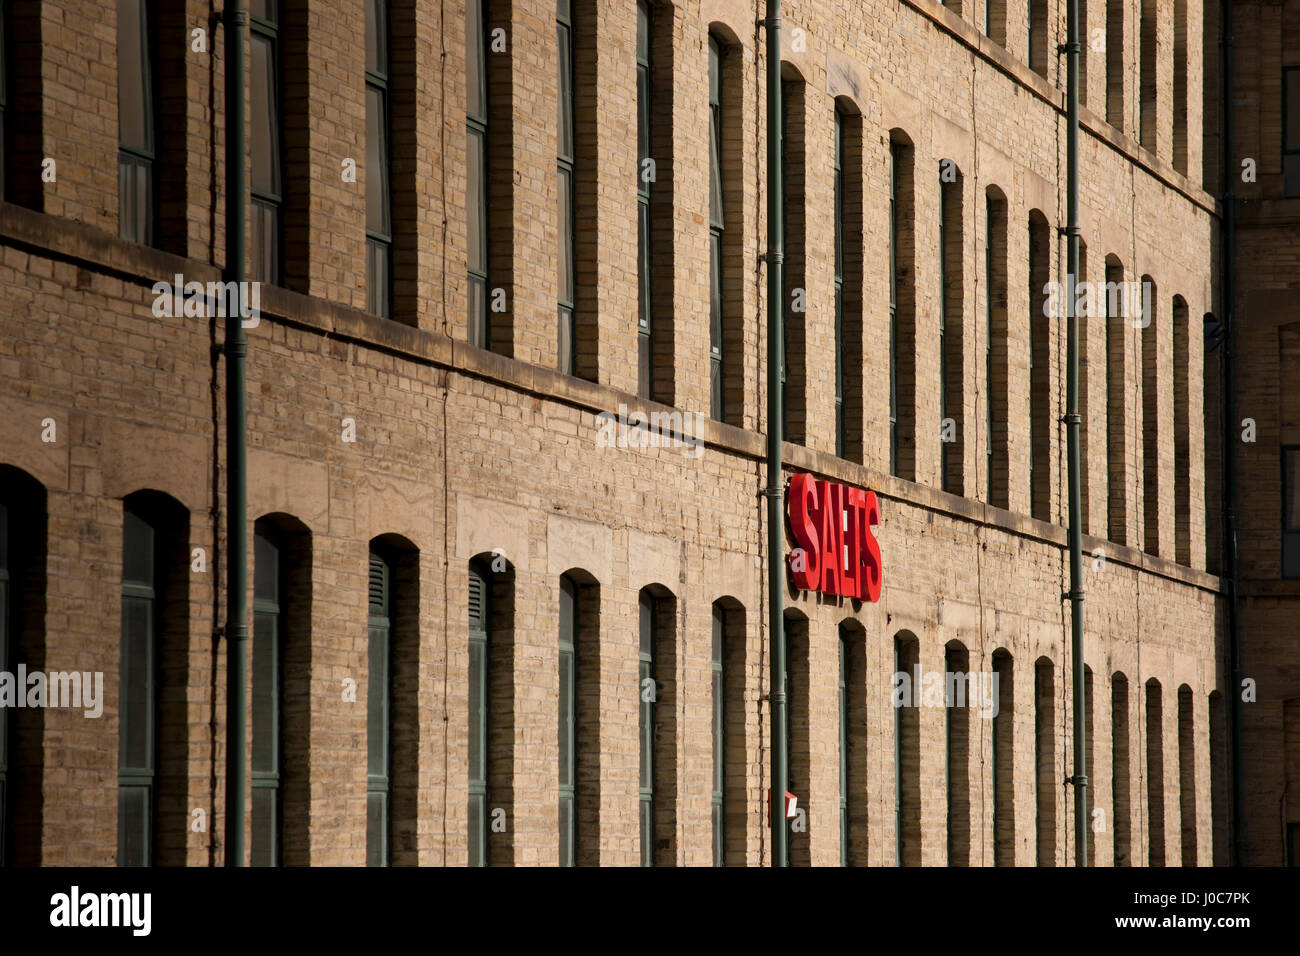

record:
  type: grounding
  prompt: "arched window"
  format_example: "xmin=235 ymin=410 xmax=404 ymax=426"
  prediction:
xmin=1034 ymin=657 xmax=1056 ymax=865
xmin=986 ymin=188 xmax=1009 ymax=506
xmin=252 ymin=515 xmax=310 ymax=867
xmin=940 ymin=162 xmax=965 ymax=494
xmin=785 ymin=609 xmax=809 ymax=865
xmin=0 ymin=468 xmax=46 ymax=866
xmin=118 ymin=492 xmax=187 ymax=867
xmin=945 ymin=641 xmax=971 ymax=866
xmin=992 ymin=648 xmax=1014 ymax=864
xmin=781 ymin=72 xmax=807 ymax=446
xmin=1140 ymin=0 xmax=1157 ymax=151
xmin=1112 ymin=672 xmax=1132 ymax=865
xmin=558 ymin=574 xmax=577 ymax=865
xmin=890 ymin=134 xmax=916 ymax=480
xmin=893 ymin=631 xmax=920 ymax=865
xmin=1141 ymin=276 xmax=1161 ymax=555
xmin=468 ymin=557 xmax=490 ymax=866
xmin=638 ymin=585 xmax=676 ymax=865
xmin=711 ymin=602 xmax=725 ymax=866
xmin=839 ymin=619 xmax=866 ymax=866
xmin=1146 ymin=678 xmax=1165 ymax=866
xmin=118 ymin=505 xmax=158 ymax=866
xmin=1173 ymin=296 xmax=1192 ymax=565
xmin=1028 ymin=211 xmax=1051 ymax=521
xmin=1178 ymin=685 xmax=1197 ymax=865
xmin=365 ymin=544 xmax=398 ymax=866
xmin=1104 ymin=256 xmax=1128 ymax=543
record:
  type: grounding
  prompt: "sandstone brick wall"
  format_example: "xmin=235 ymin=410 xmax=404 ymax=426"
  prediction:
xmin=0 ymin=0 xmax=1226 ymax=865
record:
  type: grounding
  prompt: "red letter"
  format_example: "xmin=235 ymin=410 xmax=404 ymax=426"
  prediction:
xmin=787 ymin=474 xmax=820 ymax=590
xmin=859 ymin=491 xmax=883 ymax=602
xmin=843 ymin=488 xmax=864 ymax=599
xmin=819 ymin=481 xmax=844 ymax=595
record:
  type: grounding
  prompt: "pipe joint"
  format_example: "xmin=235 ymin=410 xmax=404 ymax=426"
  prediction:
xmin=1063 ymin=588 xmax=1085 ymax=601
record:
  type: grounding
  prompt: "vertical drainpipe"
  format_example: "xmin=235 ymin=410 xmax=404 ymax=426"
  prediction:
xmin=764 ymin=0 xmax=787 ymax=868
xmin=1063 ymin=0 xmax=1088 ymax=866
xmin=224 ymin=0 xmax=249 ymax=867
xmin=1221 ymin=0 xmax=1243 ymax=867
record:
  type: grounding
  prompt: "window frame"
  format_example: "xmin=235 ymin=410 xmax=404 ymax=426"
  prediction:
xmin=638 ymin=591 xmax=656 ymax=867
xmin=834 ymin=110 xmax=845 ymax=458
xmin=118 ymin=507 xmax=159 ymax=867
xmin=558 ymin=574 xmax=577 ymax=866
xmin=636 ymin=1 xmax=654 ymax=399
xmin=365 ymin=0 xmax=392 ymax=319
xmin=1285 ymin=68 xmax=1300 ymax=198
xmin=838 ymin=632 xmax=849 ymax=867
xmin=251 ymin=528 xmax=284 ymax=867
xmin=467 ymin=0 xmax=489 ymax=347
xmin=556 ymin=0 xmax=576 ymax=375
xmin=711 ymin=604 xmax=725 ymax=867
xmin=0 ymin=502 xmax=9 ymax=865
xmin=708 ymin=36 xmax=725 ymax=420
xmin=468 ymin=559 xmax=490 ymax=867
xmin=939 ymin=166 xmax=949 ymax=491
xmin=250 ymin=2 xmax=283 ymax=285
xmin=1283 ymin=446 xmax=1300 ymax=578
xmin=366 ymin=549 xmax=392 ymax=866
xmin=889 ymin=144 xmax=900 ymax=476
xmin=117 ymin=0 xmax=158 ymax=246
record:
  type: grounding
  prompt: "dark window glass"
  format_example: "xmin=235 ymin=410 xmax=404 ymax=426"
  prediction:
xmin=889 ymin=145 xmax=899 ymax=476
xmin=468 ymin=562 xmax=488 ymax=866
xmin=366 ymin=1 xmax=391 ymax=318
xmin=1284 ymin=448 xmax=1300 ymax=578
xmin=637 ymin=1 xmax=653 ymax=399
xmin=638 ymin=592 xmax=655 ymax=867
xmin=0 ymin=503 xmax=7 ymax=864
xmin=118 ymin=508 xmax=156 ymax=866
xmin=118 ymin=0 xmax=154 ymax=244
xmin=708 ymin=37 xmax=724 ymax=420
xmin=835 ymin=112 xmax=845 ymax=458
xmin=557 ymin=6 xmax=575 ymax=375
xmin=1285 ymin=70 xmax=1300 ymax=197
xmin=558 ymin=575 xmax=576 ymax=866
xmin=467 ymin=0 xmax=488 ymax=347
xmin=250 ymin=10 xmax=281 ymax=285
xmin=712 ymin=605 xmax=725 ymax=866
xmin=251 ymin=530 xmax=282 ymax=867
xmin=367 ymin=550 xmax=391 ymax=866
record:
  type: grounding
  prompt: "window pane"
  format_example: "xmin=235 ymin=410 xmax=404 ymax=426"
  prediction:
xmin=367 ymin=237 xmax=390 ymax=318
xmin=368 ymin=624 xmax=389 ymax=778
xmin=712 ymin=802 xmax=724 ymax=866
xmin=254 ymin=532 xmax=278 ymax=603
xmin=558 ymin=305 xmax=574 ymax=376
xmin=366 ymin=0 xmax=387 ymax=77
xmin=250 ymin=198 xmax=279 ymax=286
xmin=250 ymin=34 xmax=279 ymax=197
xmin=710 ymin=232 xmax=723 ymax=349
xmin=468 ymin=276 xmax=486 ymax=348
xmin=366 ymin=790 xmax=387 ymax=866
xmin=468 ymin=793 xmax=484 ymax=866
xmin=638 ymin=201 xmax=651 ymax=331
xmin=712 ymin=669 xmax=723 ymax=792
xmin=120 ymin=596 xmax=153 ymax=771
xmin=557 ymin=168 xmax=573 ymax=303
xmin=1286 ymin=71 xmax=1300 ymax=151
xmin=119 ymin=156 xmax=152 ymax=244
xmin=557 ymin=24 xmax=572 ymax=158
xmin=367 ymin=87 xmax=390 ymax=237
xmin=558 ymin=648 xmax=572 ymax=786
xmin=117 ymin=786 xmax=149 ymax=866
xmin=637 ymin=62 xmax=650 ymax=193
xmin=468 ymin=639 xmax=484 ymax=783
xmin=709 ymin=106 xmax=724 ymax=228
xmin=250 ymin=0 xmax=276 ymax=21
xmin=251 ymin=786 xmax=277 ymax=866
xmin=252 ymin=611 xmax=278 ymax=775
xmin=558 ymin=795 xmax=573 ymax=866
xmin=637 ymin=1 xmax=649 ymax=62
xmin=117 ymin=0 xmax=152 ymax=154
xmin=639 ymin=659 xmax=653 ymax=790
xmin=1285 ymin=450 xmax=1300 ymax=529
xmin=468 ymin=129 xmax=485 ymax=273
xmin=639 ymin=798 xmax=653 ymax=866
xmin=122 ymin=510 xmax=154 ymax=587
xmin=466 ymin=0 xmax=484 ymax=119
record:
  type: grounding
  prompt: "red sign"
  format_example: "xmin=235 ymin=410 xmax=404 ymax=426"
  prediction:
xmin=787 ymin=474 xmax=882 ymax=601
